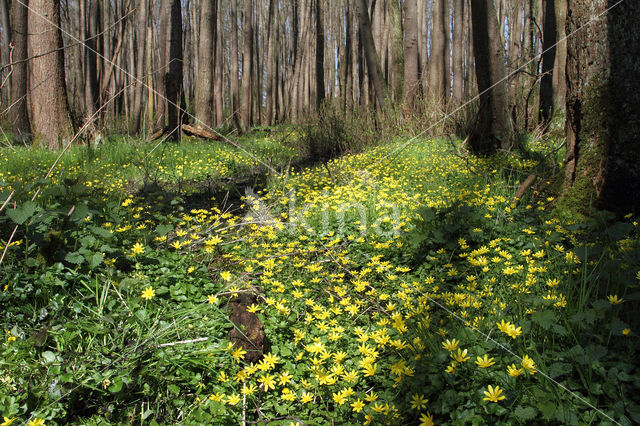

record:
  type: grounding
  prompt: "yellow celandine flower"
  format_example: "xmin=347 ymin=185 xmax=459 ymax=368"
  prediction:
xmin=258 ymin=373 xmax=276 ymax=391
xmin=232 ymin=347 xmax=247 ymax=361
xmin=475 ymin=354 xmax=496 ymax=368
xmin=300 ymin=391 xmax=314 ymax=403
xmin=332 ymin=391 xmax=348 ymax=405
xmin=351 ymin=398 xmax=365 ymax=413
xmin=220 ymin=271 xmax=232 ymax=281
xmin=242 ymin=384 xmax=257 ymax=395
xmin=141 ymin=286 xmax=155 ymax=300
xmin=521 ymin=355 xmax=536 ymax=374
xmin=226 ymin=393 xmax=241 ymax=405
xmin=507 ymin=364 xmax=524 ymax=377
xmin=452 ymin=348 xmax=470 ymax=363
xmin=442 ymin=338 xmax=459 ymax=351
xmin=130 ymin=242 xmax=145 ymax=256
xmin=209 ymin=392 xmax=224 ymax=401
xmin=207 ymin=294 xmax=218 ymax=304
xmin=410 ymin=394 xmax=428 ymax=410
xmin=281 ymin=388 xmax=296 ymax=401
xmin=607 ymin=294 xmax=624 ymax=305
xmin=445 ymin=361 xmax=457 ymax=374
xmin=278 ymin=371 xmax=293 ymax=386
xmin=2 ymin=417 xmax=15 ymax=426
xmin=623 ymin=328 xmax=631 ymax=335
xmin=483 ymin=385 xmax=506 ymax=402
xmin=28 ymin=420 xmax=46 ymax=426
xmin=263 ymin=352 xmax=279 ymax=368
xmin=419 ymin=412 xmax=434 ymax=426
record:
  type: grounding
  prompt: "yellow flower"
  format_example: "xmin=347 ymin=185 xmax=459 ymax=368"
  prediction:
xmin=445 ymin=361 xmax=457 ymax=374
xmin=232 ymin=347 xmax=247 ymax=361
xmin=242 ymin=384 xmax=257 ymax=395
xmin=507 ymin=363 xmax=524 ymax=377
xmin=278 ymin=371 xmax=293 ymax=386
xmin=622 ymin=328 xmax=631 ymax=336
xmin=521 ymin=354 xmax=536 ymax=374
xmin=410 ymin=393 xmax=428 ymax=410
xmin=452 ymin=348 xmax=470 ymax=363
xmin=130 ymin=242 xmax=145 ymax=256
xmin=226 ymin=393 xmax=241 ymax=405
xmin=441 ymin=338 xmax=459 ymax=352
xmin=28 ymin=420 xmax=46 ymax=426
xmin=607 ymin=294 xmax=624 ymax=305
xmin=332 ymin=391 xmax=347 ymax=405
xmin=247 ymin=303 xmax=261 ymax=313
xmin=207 ymin=294 xmax=218 ymax=304
xmin=220 ymin=271 xmax=232 ymax=281
xmin=2 ymin=417 xmax=15 ymax=426
xmin=300 ymin=391 xmax=314 ymax=404
xmin=258 ymin=373 xmax=276 ymax=391
xmin=483 ymin=384 xmax=506 ymax=402
xmin=141 ymin=286 xmax=155 ymax=300
xmin=419 ymin=412 xmax=434 ymax=426
xmin=351 ymin=398 xmax=365 ymax=413
xmin=475 ymin=354 xmax=496 ymax=368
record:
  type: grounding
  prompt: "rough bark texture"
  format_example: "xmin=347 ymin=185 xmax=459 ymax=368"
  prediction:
xmin=538 ymin=0 xmax=556 ymax=127
xmin=452 ymin=0 xmax=465 ymax=104
xmin=165 ymin=0 xmax=183 ymax=140
xmin=561 ymin=0 xmax=640 ymax=216
xmin=469 ymin=0 xmax=512 ymax=154
xmin=355 ymin=0 xmax=386 ymax=109
xmin=403 ymin=0 xmax=419 ymax=108
xmin=428 ymin=0 xmax=447 ymax=100
xmin=9 ymin=0 xmax=31 ymax=143
xmin=28 ymin=0 xmax=74 ymax=149
xmin=240 ymin=0 xmax=254 ymax=132
xmin=552 ymin=0 xmax=567 ymax=114
xmin=195 ymin=0 xmax=215 ymax=129
xmin=131 ymin=0 xmax=147 ymax=133
xmin=315 ymin=0 xmax=325 ymax=108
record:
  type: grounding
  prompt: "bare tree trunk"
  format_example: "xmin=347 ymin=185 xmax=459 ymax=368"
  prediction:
xmin=429 ymin=0 xmax=447 ymax=101
xmin=0 ymin=0 xmax=11 ymax=103
xmin=538 ymin=0 xmax=555 ymax=128
xmin=165 ymin=0 xmax=183 ymax=140
xmin=214 ymin=0 xmax=224 ymax=126
xmin=131 ymin=0 xmax=148 ymax=134
xmin=83 ymin=0 xmax=101 ymax=119
xmin=230 ymin=0 xmax=241 ymax=130
xmin=240 ymin=0 xmax=253 ymax=132
xmin=265 ymin=0 xmax=276 ymax=125
xmin=403 ymin=0 xmax=419 ymax=108
xmin=562 ymin=0 xmax=640 ymax=215
xmin=469 ymin=0 xmax=512 ymax=153
xmin=9 ymin=0 xmax=31 ymax=143
xmin=452 ymin=0 xmax=465 ymax=104
xmin=355 ymin=0 xmax=385 ymax=109
xmin=552 ymin=0 xmax=566 ymax=115
xmin=28 ymin=0 xmax=74 ymax=149
xmin=195 ymin=0 xmax=215 ymax=128
xmin=315 ymin=0 xmax=325 ymax=108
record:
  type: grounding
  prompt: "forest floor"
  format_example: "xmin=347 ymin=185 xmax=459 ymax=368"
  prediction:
xmin=1 ymin=129 xmax=639 ymax=425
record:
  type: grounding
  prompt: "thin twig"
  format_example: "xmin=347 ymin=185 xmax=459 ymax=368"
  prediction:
xmin=157 ymin=337 xmax=209 ymax=348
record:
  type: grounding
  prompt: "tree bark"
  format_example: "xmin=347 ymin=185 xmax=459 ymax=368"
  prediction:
xmin=131 ymin=0 xmax=148 ymax=134
xmin=355 ymin=0 xmax=385 ymax=109
xmin=230 ymin=0 xmax=241 ymax=130
xmin=165 ymin=0 xmax=184 ymax=140
xmin=83 ymin=0 xmax=101 ymax=118
xmin=0 ymin=0 xmax=11 ymax=103
xmin=561 ymin=1 xmax=640 ymax=216
xmin=315 ymin=0 xmax=325 ymax=108
xmin=9 ymin=0 xmax=31 ymax=143
xmin=240 ymin=0 xmax=253 ymax=132
xmin=265 ymin=0 xmax=276 ymax=125
xmin=452 ymin=0 xmax=465 ymax=104
xmin=429 ymin=0 xmax=447 ymax=101
xmin=469 ymin=0 xmax=512 ymax=153
xmin=28 ymin=0 xmax=74 ymax=149
xmin=552 ymin=0 xmax=566 ymax=115
xmin=195 ymin=0 xmax=215 ymax=129
xmin=538 ymin=0 xmax=556 ymax=128
xmin=403 ymin=0 xmax=419 ymax=108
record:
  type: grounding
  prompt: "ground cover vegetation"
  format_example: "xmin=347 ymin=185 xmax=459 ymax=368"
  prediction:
xmin=1 ymin=127 xmax=639 ymax=425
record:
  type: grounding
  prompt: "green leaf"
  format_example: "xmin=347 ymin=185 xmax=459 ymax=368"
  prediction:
xmin=65 ymin=252 xmax=85 ymax=265
xmin=87 ymin=252 xmax=104 ymax=269
xmin=538 ymin=402 xmax=556 ymax=420
xmin=532 ymin=310 xmax=555 ymax=330
xmin=155 ymin=224 xmax=174 ymax=236
xmin=42 ymin=351 xmax=57 ymax=364
xmin=514 ymin=406 xmax=537 ymax=421
xmin=6 ymin=201 xmax=37 ymax=225
xmin=109 ymin=377 xmax=124 ymax=393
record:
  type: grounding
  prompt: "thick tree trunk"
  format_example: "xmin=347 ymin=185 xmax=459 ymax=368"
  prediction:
xmin=452 ymin=0 xmax=465 ymax=104
xmin=83 ymin=0 xmax=101 ymax=118
xmin=403 ymin=0 xmax=419 ymax=108
xmin=552 ymin=0 xmax=566 ymax=115
xmin=240 ymin=0 xmax=253 ymax=132
xmin=195 ymin=0 xmax=215 ymax=129
xmin=429 ymin=0 xmax=447 ymax=101
xmin=538 ymin=0 xmax=556 ymax=128
xmin=28 ymin=0 xmax=74 ymax=149
xmin=265 ymin=0 xmax=276 ymax=125
xmin=9 ymin=0 xmax=31 ymax=143
xmin=355 ymin=0 xmax=386 ymax=109
xmin=315 ymin=0 xmax=325 ymax=108
xmin=0 ymin=0 xmax=11 ymax=103
xmin=469 ymin=0 xmax=512 ymax=153
xmin=230 ymin=0 xmax=241 ymax=130
xmin=165 ymin=0 xmax=184 ymax=140
xmin=561 ymin=1 xmax=640 ymax=215
xmin=131 ymin=0 xmax=148 ymax=134
xmin=214 ymin=0 xmax=224 ymax=126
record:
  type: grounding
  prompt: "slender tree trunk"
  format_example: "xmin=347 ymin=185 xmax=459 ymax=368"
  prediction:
xmin=469 ymin=0 xmax=512 ymax=153
xmin=403 ymin=0 xmax=419 ymax=109
xmin=562 ymin=0 xmax=640 ymax=215
xmin=195 ymin=0 xmax=215 ymax=128
xmin=452 ymin=0 xmax=465 ymax=104
xmin=265 ymin=0 xmax=276 ymax=125
xmin=131 ymin=0 xmax=148 ymax=134
xmin=28 ymin=0 xmax=74 ymax=149
xmin=230 ymin=0 xmax=241 ymax=130
xmin=0 ymin=0 xmax=11 ymax=103
xmin=538 ymin=0 xmax=556 ymax=128
xmin=83 ymin=0 xmax=101 ymax=119
xmin=165 ymin=0 xmax=183 ymax=140
xmin=315 ymin=0 xmax=325 ymax=108
xmin=154 ymin=0 xmax=170 ymax=130
xmin=552 ymin=0 xmax=566 ymax=114
xmin=9 ymin=0 xmax=31 ymax=143
xmin=214 ymin=0 xmax=224 ymax=126
xmin=429 ymin=0 xmax=447 ymax=101
xmin=355 ymin=0 xmax=385 ymax=109
xmin=240 ymin=0 xmax=253 ymax=132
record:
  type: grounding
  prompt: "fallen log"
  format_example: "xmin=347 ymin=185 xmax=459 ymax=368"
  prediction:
xmin=514 ymin=173 xmax=537 ymax=205
xmin=148 ymin=124 xmax=222 ymax=142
